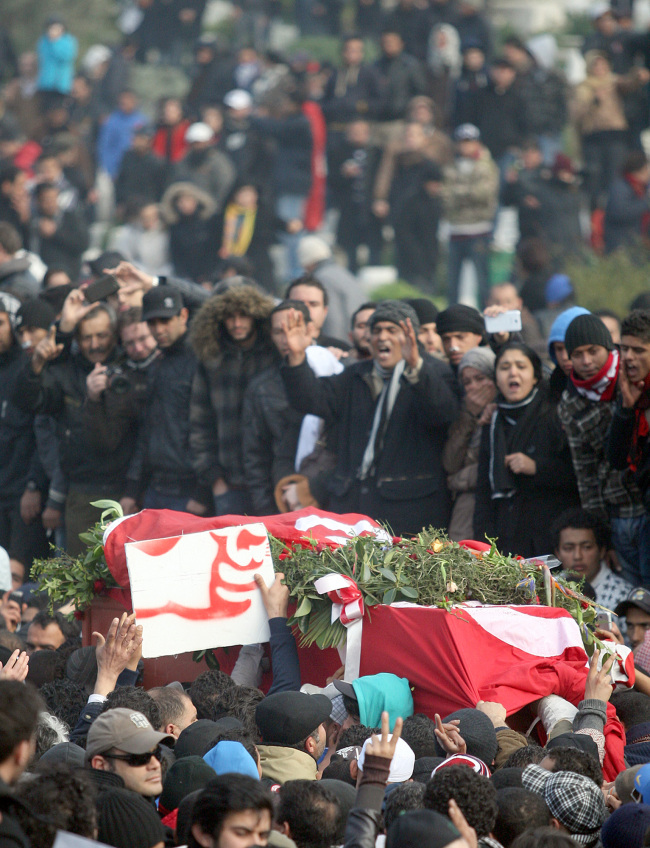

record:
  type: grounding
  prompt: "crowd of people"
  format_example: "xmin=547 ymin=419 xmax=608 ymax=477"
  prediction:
xmin=5 ymin=0 xmax=650 ymax=846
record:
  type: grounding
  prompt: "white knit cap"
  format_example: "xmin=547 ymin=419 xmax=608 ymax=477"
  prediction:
xmin=357 ymin=735 xmax=415 ymax=783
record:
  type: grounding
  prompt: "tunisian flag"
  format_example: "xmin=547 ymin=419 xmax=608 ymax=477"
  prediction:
xmin=358 ymin=603 xmax=626 ymax=780
xmin=103 ymin=506 xmax=388 ymax=604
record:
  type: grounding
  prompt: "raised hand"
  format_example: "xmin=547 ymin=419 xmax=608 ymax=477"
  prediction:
xmin=32 ymin=325 xmax=64 ymax=375
xmin=86 ymin=363 xmax=108 ymax=402
xmin=0 ymin=650 xmax=29 ymax=682
xmin=105 ymin=261 xmax=155 ymax=294
xmin=434 ymin=713 xmax=467 ymax=755
xmin=619 ymin=367 xmax=644 ymax=410
xmin=364 ymin=710 xmax=404 ymax=760
xmin=280 ymin=308 xmax=311 ymax=366
xmin=254 ymin=573 xmax=289 ymax=619
xmin=585 ymin=648 xmax=615 ymax=703
xmin=93 ymin=612 xmax=143 ymax=696
xmin=60 ymin=288 xmax=97 ymax=333
xmin=399 ymin=318 xmax=421 ymax=370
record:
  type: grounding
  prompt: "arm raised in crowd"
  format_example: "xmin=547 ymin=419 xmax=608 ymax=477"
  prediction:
xmin=254 ymin=573 xmax=302 ymax=694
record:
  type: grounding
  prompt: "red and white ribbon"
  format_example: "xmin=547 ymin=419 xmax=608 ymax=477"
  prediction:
xmin=597 ymin=641 xmax=635 ymax=690
xmin=314 ymin=573 xmax=365 ymax=626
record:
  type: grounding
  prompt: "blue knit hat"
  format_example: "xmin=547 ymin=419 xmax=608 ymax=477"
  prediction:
xmin=547 ymin=306 xmax=590 ymax=364
xmin=204 ymin=740 xmax=259 ymax=780
xmin=601 ymin=802 xmax=650 ymax=848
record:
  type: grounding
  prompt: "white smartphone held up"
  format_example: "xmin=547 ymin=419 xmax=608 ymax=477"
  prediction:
xmin=484 ymin=309 xmax=522 ymax=334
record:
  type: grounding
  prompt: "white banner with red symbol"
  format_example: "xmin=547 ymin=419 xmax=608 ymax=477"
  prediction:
xmin=125 ymin=523 xmax=275 ymax=658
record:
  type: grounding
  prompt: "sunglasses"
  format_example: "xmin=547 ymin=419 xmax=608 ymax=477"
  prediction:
xmin=103 ymin=745 xmax=163 ymax=767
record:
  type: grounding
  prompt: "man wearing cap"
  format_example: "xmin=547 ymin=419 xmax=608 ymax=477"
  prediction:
xmin=121 ymin=286 xmax=206 ymax=515
xmin=280 ymin=299 xmax=459 ymax=534
xmin=87 ymin=708 xmax=174 ymax=798
xmin=521 ymin=763 xmax=606 ymax=846
xmin=558 ymin=313 xmax=647 ymax=585
xmin=615 ymin=589 xmax=650 ymax=650
xmin=174 ymin=122 xmax=235 ymax=213
xmin=435 ymin=304 xmax=486 ymax=371
xmin=255 ymin=690 xmax=333 ymax=783
xmin=0 ymin=292 xmax=48 ymax=569
xmin=221 ymin=90 xmax=272 ymax=190
xmin=440 ymin=123 xmax=498 ymax=306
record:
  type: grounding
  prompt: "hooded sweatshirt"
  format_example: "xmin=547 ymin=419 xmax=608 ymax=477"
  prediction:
xmin=352 ymin=673 xmax=414 ymax=730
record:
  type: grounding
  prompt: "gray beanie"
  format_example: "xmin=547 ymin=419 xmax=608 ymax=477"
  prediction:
xmin=368 ymin=300 xmax=420 ymax=333
xmin=458 ymin=346 xmax=496 ymax=379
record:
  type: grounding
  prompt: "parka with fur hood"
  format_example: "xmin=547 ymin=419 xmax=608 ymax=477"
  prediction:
xmin=189 ymin=284 xmax=279 ymax=492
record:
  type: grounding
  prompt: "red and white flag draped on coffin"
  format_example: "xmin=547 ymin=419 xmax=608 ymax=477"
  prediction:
xmin=103 ymin=506 xmax=390 ymax=605
xmin=357 ymin=603 xmax=627 ymax=780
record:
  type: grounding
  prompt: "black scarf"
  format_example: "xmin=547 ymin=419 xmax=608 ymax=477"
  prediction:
xmin=488 ymin=385 xmax=545 ymax=499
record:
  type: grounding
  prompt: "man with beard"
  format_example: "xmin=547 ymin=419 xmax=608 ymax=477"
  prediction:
xmin=347 ymin=302 xmax=376 ymax=361
xmin=280 ymin=300 xmax=459 ymax=533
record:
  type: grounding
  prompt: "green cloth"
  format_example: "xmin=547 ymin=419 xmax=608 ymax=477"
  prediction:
xmin=353 ymin=673 xmax=414 ymax=731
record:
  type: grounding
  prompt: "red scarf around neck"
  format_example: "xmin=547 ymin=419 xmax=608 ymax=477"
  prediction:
xmin=570 ymin=348 xmax=619 ymax=402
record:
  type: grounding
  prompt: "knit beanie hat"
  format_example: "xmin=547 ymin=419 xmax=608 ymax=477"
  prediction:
xmin=601 ymin=802 xmax=650 ymax=848
xmin=564 ymin=313 xmax=614 ymax=357
xmin=386 ymin=809 xmax=463 ymax=848
xmin=547 ymin=306 xmax=590 ymax=364
xmin=436 ymin=304 xmax=485 ymax=338
xmin=368 ymin=300 xmax=420 ymax=333
xmin=434 ymin=708 xmax=497 ymax=766
xmin=97 ymin=789 xmax=165 ymax=848
xmin=404 ymin=298 xmax=438 ymax=326
xmin=160 ymin=756 xmax=216 ymax=813
xmin=458 ymin=346 xmax=496 ymax=379
xmin=15 ymin=298 xmax=56 ymax=332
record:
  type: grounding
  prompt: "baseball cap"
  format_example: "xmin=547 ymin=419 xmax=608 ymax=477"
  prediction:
xmin=185 ymin=122 xmax=214 ymax=144
xmin=615 ymin=764 xmax=644 ymax=803
xmin=223 ymin=89 xmax=253 ymax=111
xmin=454 ymin=123 xmax=481 ymax=142
xmin=431 ymin=753 xmax=490 ymax=778
xmin=255 ymin=691 xmax=332 ymax=745
xmin=615 ymin=587 xmax=650 ymax=618
xmin=634 ymin=763 xmax=650 ymax=803
xmin=85 ymin=708 xmax=173 ymax=759
xmin=142 ymin=285 xmax=184 ymax=321
xmin=590 ymin=2 xmax=611 ymax=20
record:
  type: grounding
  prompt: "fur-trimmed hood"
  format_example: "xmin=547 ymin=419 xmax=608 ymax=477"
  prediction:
xmin=190 ymin=283 xmax=276 ymax=362
xmin=160 ymin=181 xmax=217 ymax=224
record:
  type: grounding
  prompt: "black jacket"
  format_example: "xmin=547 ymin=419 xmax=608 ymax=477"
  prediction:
xmin=30 ymin=207 xmax=89 ymax=281
xmin=374 ymin=52 xmax=428 ymax=120
xmin=476 ymin=82 xmax=527 ymax=161
xmin=321 ymin=65 xmax=384 ymax=125
xmin=114 ymin=149 xmax=166 ymax=205
xmin=242 ymin=365 xmax=305 ymax=514
xmin=14 ymin=347 xmax=133 ymax=491
xmin=126 ymin=333 xmax=199 ymax=498
xmin=473 ymin=400 xmax=579 ymax=557
xmin=0 ymin=345 xmax=43 ymax=505
xmin=281 ymin=354 xmax=459 ymax=534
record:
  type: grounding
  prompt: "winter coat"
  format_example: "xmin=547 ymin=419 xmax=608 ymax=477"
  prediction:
xmin=30 ymin=207 xmax=89 ymax=282
xmin=257 ymin=746 xmax=318 ymax=784
xmin=473 ymin=396 xmax=579 ymax=557
xmin=161 ymin=181 xmax=219 ymax=282
xmin=441 ymin=147 xmax=499 ymax=230
xmin=0 ymin=345 xmax=43 ymax=505
xmin=321 ymin=64 xmax=384 ymax=125
xmin=37 ymin=32 xmax=77 ymax=94
xmin=558 ymin=381 xmax=643 ymax=519
xmin=374 ymin=53 xmax=429 ymax=120
xmin=373 ymin=132 xmax=453 ymax=202
xmin=189 ymin=286 xmax=278 ymax=490
xmin=97 ymin=108 xmax=149 ymax=178
xmin=572 ymin=70 xmax=643 ymax=137
xmin=14 ymin=347 xmax=133 ymax=491
xmin=251 ymin=113 xmax=314 ymax=197
xmin=114 ymin=150 xmax=166 ymax=205
xmin=452 ymin=67 xmax=489 ymax=128
xmin=126 ymin=334 xmax=199 ymax=498
xmin=604 ymin=175 xmax=650 ymax=254
xmin=152 ymin=121 xmax=190 ymax=164
xmin=517 ymin=66 xmax=568 ymax=136
xmin=241 ymin=365 xmax=305 ymax=514
xmin=281 ymin=354 xmax=460 ymax=535
xmin=442 ymin=407 xmax=482 ymax=541
xmin=475 ymin=82 xmax=527 ymax=160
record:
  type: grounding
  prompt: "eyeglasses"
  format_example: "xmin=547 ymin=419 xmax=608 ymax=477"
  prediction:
xmin=103 ymin=745 xmax=163 ymax=767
